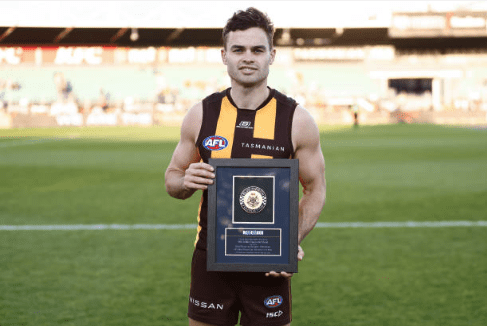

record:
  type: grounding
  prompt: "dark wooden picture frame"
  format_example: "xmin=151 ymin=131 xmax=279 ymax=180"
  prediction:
xmin=207 ymin=158 xmax=299 ymax=272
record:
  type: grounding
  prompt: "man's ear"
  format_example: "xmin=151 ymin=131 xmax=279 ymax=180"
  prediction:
xmin=269 ymin=48 xmax=276 ymax=65
xmin=221 ymin=48 xmax=227 ymax=65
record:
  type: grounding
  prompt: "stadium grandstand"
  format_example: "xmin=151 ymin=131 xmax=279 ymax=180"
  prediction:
xmin=1 ymin=1 xmax=487 ymax=128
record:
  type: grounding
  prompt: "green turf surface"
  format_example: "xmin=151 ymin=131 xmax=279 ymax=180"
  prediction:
xmin=1 ymin=124 xmax=486 ymax=325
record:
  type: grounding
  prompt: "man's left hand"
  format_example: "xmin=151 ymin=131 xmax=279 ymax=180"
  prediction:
xmin=265 ymin=245 xmax=304 ymax=279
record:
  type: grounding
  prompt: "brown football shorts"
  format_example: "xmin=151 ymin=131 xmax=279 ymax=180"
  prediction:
xmin=188 ymin=248 xmax=292 ymax=326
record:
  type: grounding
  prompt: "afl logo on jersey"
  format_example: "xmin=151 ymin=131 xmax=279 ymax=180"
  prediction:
xmin=203 ymin=135 xmax=229 ymax=151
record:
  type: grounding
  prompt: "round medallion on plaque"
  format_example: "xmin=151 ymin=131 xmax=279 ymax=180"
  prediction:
xmin=239 ymin=186 xmax=267 ymax=214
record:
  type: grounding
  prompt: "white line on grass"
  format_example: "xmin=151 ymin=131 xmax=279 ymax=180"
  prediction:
xmin=315 ymin=221 xmax=487 ymax=228
xmin=0 ymin=138 xmax=61 ymax=148
xmin=0 ymin=224 xmax=197 ymax=231
xmin=1 ymin=221 xmax=486 ymax=231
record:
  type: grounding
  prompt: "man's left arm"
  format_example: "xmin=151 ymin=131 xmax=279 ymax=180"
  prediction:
xmin=292 ymin=105 xmax=326 ymax=244
xmin=266 ymin=105 xmax=326 ymax=278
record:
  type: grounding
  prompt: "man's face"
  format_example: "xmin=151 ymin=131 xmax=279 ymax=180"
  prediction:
xmin=222 ymin=27 xmax=276 ymax=88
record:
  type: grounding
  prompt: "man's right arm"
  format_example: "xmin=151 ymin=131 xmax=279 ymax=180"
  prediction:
xmin=165 ymin=102 xmax=215 ymax=200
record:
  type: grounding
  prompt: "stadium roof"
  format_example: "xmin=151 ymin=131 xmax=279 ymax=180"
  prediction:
xmin=0 ymin=26 xmax=393 ymax=47
xmin=1 ymin=1 xmax=487 ymax=49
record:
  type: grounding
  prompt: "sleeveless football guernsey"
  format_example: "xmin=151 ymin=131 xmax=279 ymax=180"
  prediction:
xmin=194 ymin=87 xmax=297 ymax=250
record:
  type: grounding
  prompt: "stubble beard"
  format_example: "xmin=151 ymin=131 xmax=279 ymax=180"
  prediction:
xmin=229 ymin=66 xmax=269 ymax=89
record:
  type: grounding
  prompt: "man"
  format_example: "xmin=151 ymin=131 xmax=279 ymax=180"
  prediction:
xmin=165 ymin=8 xmax=326 ymax=326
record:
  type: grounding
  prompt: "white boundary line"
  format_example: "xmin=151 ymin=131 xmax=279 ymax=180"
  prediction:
xmin=0 ymin=221 xmax=486 ymax=231
xmin=315 ymin=221 xmax=487 ymax=228
xmin=0 ymin=224 xmax=197 ymax=231
xmin=0 ymin=138 xmax=68 ymax=148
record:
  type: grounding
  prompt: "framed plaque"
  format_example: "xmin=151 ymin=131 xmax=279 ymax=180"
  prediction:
xmin=207 ymin=158 xmax=299 ymax=273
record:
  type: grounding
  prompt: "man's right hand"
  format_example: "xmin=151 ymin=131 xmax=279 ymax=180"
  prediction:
xmin=183 ymin=162 xmax=215 ymax=191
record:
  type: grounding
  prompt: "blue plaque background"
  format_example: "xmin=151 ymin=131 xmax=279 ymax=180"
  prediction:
xmin=215 ymin=167 xmax=290 ymax=266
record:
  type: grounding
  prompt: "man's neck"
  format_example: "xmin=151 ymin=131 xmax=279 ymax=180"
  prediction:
xmin=229 ymin=82 xmax=270 ymax=111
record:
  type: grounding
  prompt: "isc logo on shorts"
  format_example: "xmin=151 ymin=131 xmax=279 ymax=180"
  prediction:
xmin=266 ymin=310 xmax=284 ymax=318
xmin=264 ymin=295 xmax=283 ymax=308
xmin=203 ymin=135 xmax=228 ymax=151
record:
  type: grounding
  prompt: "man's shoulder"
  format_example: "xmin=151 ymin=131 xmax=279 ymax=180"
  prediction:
xmin=291 ymin=104 xmax=320 ymax=151
xmin=272 ymin=88 xmax=298 ymax=108
xmin=183 ymin=89 xmax=228 ymax=128
xmin=293 ymin=105 xmax=316 ymax=125
xmin=202 ymin=88 xmax=228 ymax=104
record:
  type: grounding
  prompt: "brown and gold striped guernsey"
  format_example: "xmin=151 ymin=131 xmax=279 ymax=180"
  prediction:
xmin=194 ymin=87 xmax=298 ymax=250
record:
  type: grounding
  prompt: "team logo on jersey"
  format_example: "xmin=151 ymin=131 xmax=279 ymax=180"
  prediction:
xmin=240 ymin=186 xmax=267 ymax=214
xmin=264 ymin=295 xmax=283 ymax=308
xmin=236 ymin=121 xmax=253 ymax=129
xmin=203 ymin=135 xmax=228 ymax=151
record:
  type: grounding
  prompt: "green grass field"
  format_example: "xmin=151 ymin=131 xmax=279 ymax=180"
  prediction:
xmin=1 ymin=124 xmax=486 ymax=325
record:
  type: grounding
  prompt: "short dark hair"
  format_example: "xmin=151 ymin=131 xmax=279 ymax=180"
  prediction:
xmin=222 ymin=7 xmax=274 ymax=49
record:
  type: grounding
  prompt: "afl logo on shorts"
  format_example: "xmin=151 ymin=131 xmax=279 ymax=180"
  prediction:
xmin=203 ymin=135 xmax=228 ymax=151
xmin=264 ymin=295 xmax=283 ymax=308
